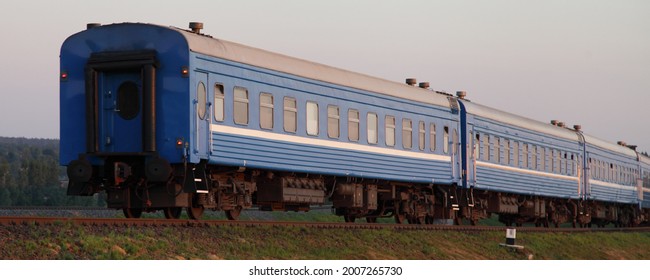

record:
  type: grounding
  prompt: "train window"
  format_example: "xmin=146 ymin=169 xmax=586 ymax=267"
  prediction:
xmin=214 ymin=84 xmax=225 ymax=122
xmin=452 ymin=129 xmax=458 ymax=155
xmin=283 ymin=97 xmax=297 ymax=133
xmin=504 ymin=139 xmax=510 ymax=165
xmin=348 ymin=109 xmax=359 ymax=142
xmin=513 ymin=141 xmax=519 ymax=167
xmin=495 ymin=137 xmax=501 ymax=164
xmin=474 ymin=133 xmax=480 ymax=159
xmin=386 ymin=116 xmax=396 ymax=147
xmin=522 ymin=144 xmax=528 ymax=169
xmin=367 ymin=113 xmax=378 ymax=144
xmin=532 ymin=146 xmax=538 ymax=170
xmin=403 ymin=119 xmax=413 ymax=149
xmin=306 ymin=102 xmax=319 ymax=136
xmin=644 ymin=171 xmax=650 ymax=189
xmin=197 ymin=82 xmax=207 ymax=120
xmin=443 ymin=126 xmax=449 ymax=154
xmin=233 ymin=87 xmax=249 ymax=125
xmin=429 ymin=123 xmax=436 ymax=151
xmin=418 ymin=121 xmax=426 ymax=151
xmin=552 ymin=150 xmax=559 ymax=173
xmin=539 ymin=147 xmax=546 ymax=171
xmin=327 ymin=105 xmax=340 ymax=139
xmin=482 ymin=134 xmax=489 ymax=161
xmin=260 ymin=93 xmax=273 ymax=130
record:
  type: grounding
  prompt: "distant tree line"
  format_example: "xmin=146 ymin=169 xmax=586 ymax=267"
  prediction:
xmin=0 ymin=137 xmax=105 ymax=207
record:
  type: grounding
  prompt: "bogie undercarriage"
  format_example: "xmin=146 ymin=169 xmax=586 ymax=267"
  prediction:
xmin=69 ymin=159 xmax=649 ymax=226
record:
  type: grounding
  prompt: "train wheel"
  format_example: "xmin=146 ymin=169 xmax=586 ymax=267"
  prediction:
xmin=225 ymin=206 xmax=243 ymax=220
xmin=163 ymin=207 xmax=182 ymax=219
xmin=123 ymin=208 xmax=142 ymax=219
xmin=425 ymin=216 xmax=434 ymax=224
xmin=344 ymin=215 xmax=356 ymax=223
xmin=366 ymin=217 xmax=377 ymax=223
xmin=187 ymin=206 xmax=205 ymax=220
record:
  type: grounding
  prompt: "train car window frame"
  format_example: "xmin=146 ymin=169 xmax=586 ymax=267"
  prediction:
xmin=418 ymin=121 xmax=426 ymax=151
xmin=367 ymin=112 xmax=378 ymax=144
xmin=233 ymin=86 xmax=249 ymax=125
xmin=386 ymin=115 xmax=396 ymax=147
xmin=532 ymin=146 xmax=538 ymax=170
xmin=495 ymin=137 xmax=501 ymax=164
xmin=482 ymin=134 xmax=489 ymax=161
xmin=513 ymin=141 xmax=519 ymax=167
xmin=327 ymin=105 xmax=340 ymax=139
xmin=504 ymin=139 xmax=510 ymax=165
xmin=430 ymin=123 xmax=437 ymax=152
xmin=452 ymin=128 xmax=458 ymax=155
xmin=474 ymin=133 xmax=480 ymax=159
xmin=306 ymin=101 xmax=319 ymax=136
xmin=214 ymin=84 xmax=225 ymax=122
xmin=348 ymin=109 xmax=360 ymax=142
xmin=197 ymin=82 xmax=207 ymax=120
xmin=539 ymin=146 xmax=546 ymax=171
xmin=259 ymin=92 xmax=274 ymax=130
xmin=443 ymin=126 xmax=449 ymax=154
xmin=283 ymin=97 xmax=297 ymax=133
xmin=522 ymin=144 xmax=529 ymax=169
xmin=403 ymin=119 xmax=413 ymax=150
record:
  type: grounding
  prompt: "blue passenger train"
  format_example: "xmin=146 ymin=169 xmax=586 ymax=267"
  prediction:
xmin=60 ymin=22 xmax=649 ymax=226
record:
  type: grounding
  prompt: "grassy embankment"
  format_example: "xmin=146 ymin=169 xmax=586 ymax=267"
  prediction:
xmin=1 ymin=210 xmax=649 ymax=260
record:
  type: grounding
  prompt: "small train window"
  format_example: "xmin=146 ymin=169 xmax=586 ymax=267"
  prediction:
xmin=367 ymin=113 xmax=378 ymax=144
xmin=348 ymin=109 xmax=359 ymax=142
xmin=513 ymin=141 xmax=519 ymax=167
xmin=504 ymin=139 xmax=510 ymax=165
xmin=483 ymin=134 xmax=489 ymax=161
xmin=214 ymin=84 xmax=224 ymax=122
xmin=117 ymin=81 xmax=140 ymax=120
xmin=532 ymin=146 xmax=538 ymax=170
xmin=539 ymin=147 xmax=546 ymax=171
xmin=522 ymin=144 xmax=528 ymax=169
xmin=442 ymin=126 xmax=449 ymax=154
xmin=196 ymin=82 xmax=207 ymax=120
xmin=306 ymin=101 xmax=319 ymax=136
xmin=429 ymin=123 xmax=436 ymax=152
xmin=495 ymin=137 xmax=501 ymax=164
xmin=327 ymin=105 xmax=340 ymax=139
xmin=418 ymin=121 xmax=425 ymax=151
xmin=260 ymin=93 xmax=273 ymax=130
xmin=233 ymin=87 xmax=249 ymax=125
xmin=403 ymin=119 xmax=413 ymax=149
xmin=284 ymin=97 xmax=297 ymax=133
xmin=386 ymin=116 xmax=396 ymax=147
xmin=452 ymin=128 xmax=458 ymax=155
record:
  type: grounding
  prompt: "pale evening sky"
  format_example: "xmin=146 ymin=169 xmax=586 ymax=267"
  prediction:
xmin=0 ymin=0 xmax=648 ymax=151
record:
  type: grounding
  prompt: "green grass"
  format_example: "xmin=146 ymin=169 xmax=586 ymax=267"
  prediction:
xmin=1 ymin=221 xmax=649 ymax=260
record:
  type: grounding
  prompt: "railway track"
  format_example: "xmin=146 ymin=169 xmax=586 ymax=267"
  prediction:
xmin=1 ymin=216 xmax=649 ymax=233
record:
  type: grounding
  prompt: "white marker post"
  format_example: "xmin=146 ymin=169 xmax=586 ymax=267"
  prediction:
xmin=506 ymin=228 xmax=516 ymax=245
xmin=500 ymin=228 xmax=524 ymax=249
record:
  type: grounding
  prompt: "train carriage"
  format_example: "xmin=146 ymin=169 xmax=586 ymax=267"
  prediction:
xmin=61 ymin=22 xmax=463 ymax=222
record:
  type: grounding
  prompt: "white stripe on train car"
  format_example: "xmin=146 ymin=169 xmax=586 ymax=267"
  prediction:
xmin=211 ymin=124 xmax=452 ymax=162
xmin=476 ymin=161 xmax=579 ymax=181
xmin=589 ymin=179 xmax=637 ymax=191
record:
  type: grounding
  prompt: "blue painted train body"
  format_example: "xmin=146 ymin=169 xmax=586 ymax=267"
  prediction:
xmin=60 ymin=22 xmax=650 ymax=225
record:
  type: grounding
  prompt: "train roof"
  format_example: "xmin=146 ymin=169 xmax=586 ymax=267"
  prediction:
xmin=463 ymin=101 xmax=639 ymax=158
xmin=171 ymin=25 xmax=453 ymax=109
xmin=582 ymin=133 xmax=639 ymax=158
xmin=461 ymin=100 xmax=580 ymax=142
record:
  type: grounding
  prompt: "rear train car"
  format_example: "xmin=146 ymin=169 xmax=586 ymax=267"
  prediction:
xmin=60 ymin=22 xmax=462 ymax=221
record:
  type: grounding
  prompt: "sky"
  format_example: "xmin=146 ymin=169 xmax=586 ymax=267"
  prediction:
xmin=0 ymin=0 xmax=648 ymax=151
